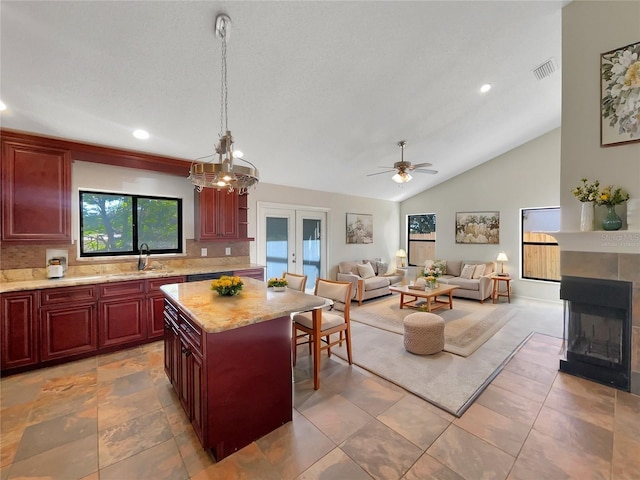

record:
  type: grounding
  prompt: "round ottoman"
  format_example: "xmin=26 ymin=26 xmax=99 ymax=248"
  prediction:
xmin=403 ymin=312 xmax=445 ymax=355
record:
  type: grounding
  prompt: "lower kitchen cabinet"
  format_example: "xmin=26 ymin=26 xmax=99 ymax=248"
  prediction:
xmin=164 ymin=300 xmax=205 ymax=444
xmin=99 ymin=296 xmax=146 ymax=348
xmin=40 ymin=304 xmax=97 ymax=361
xmin=0 ymin=291 xmax=38 ymax=369
xmin=39 ymin=284 xmax=98 ymax=361
xmin=99 ymin=280 xmax=146 ymax=348
xmin=147 ymin=276 xmax=184 ymax=339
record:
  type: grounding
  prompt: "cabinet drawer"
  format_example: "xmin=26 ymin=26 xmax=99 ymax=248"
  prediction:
xmin=146 ymin=276 xmax=184 ymax=293
xmin=164 ymin=299 xmax=178 ymax=322
xmin=41 ymin=285 xmax=97 ymax=306
xmin=179 ymin=312 xmax=202 ymax=353
xmin=99 ymin=280 xmax=145 ymax=298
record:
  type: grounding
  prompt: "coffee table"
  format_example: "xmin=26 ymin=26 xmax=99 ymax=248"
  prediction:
xmin=389 ymin=284 xmax=459 ymax=312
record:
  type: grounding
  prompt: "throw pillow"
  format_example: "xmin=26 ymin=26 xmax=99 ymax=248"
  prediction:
xmin=357 ymin=262 xmax=376 ymax=279
xmin=472 ymin=264 xmax=486 ymax=279
xmin=376 ymin=261 xmax=388 ymax=275
xmin=460 ymin=264 xmax=476 ymax=279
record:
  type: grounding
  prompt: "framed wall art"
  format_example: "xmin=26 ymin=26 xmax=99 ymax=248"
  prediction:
xmin=455 ymin=211 xmax=500 ymax=244
xmin=601 ymin=41 xmax=640 ymax=147
xmin=346 ymin=213 xmax=373 ymax=244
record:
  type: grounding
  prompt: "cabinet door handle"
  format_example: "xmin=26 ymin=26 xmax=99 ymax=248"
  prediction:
xmin=181 ymin=347 xmax=192 ymax=357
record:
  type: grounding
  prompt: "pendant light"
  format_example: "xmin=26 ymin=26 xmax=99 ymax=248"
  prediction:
xmin=189 ymin=14 xmax=259 ymax=194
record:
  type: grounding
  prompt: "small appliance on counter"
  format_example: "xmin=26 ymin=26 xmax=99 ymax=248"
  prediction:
xmin=46 ymin=249 xmax=68 ymax=279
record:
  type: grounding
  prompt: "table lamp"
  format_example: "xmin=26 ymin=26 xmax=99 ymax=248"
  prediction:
xmin=396 ymin=249 xmax=407 ymax=268
xmin=496 ymin=252 xmax=509 ymax=275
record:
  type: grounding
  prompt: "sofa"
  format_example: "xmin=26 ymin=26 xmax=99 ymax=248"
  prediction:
xmin=423 ymin=259 xmax=495 ymax=303
xmin=337 ymin=260 xmax=405 ymax=305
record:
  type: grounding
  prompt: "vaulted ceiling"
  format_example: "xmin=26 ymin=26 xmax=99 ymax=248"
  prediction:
xmin=0 ymin=1 xmax=566 ymax=201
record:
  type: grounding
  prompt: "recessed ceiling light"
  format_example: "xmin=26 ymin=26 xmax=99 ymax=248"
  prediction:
xmin=480 ymin=83 xmax=492 ymax=93
xmin=133 ymin=129 xmax=149 ymax=139
xmin=0 ymin=101 xmax=6 ymax=111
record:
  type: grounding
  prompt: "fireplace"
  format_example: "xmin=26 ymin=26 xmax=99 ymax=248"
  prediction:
xmin=559 ymin=276 xmax=632 ymax=391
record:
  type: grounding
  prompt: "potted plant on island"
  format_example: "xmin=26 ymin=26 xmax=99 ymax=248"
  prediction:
xmin=267 ymin=278 xmax=288 ymax=291
xmin=211 ymin=275 xmax=244 ymax=296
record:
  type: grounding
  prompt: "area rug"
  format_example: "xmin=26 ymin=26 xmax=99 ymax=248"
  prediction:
xmin=332 ymin=297 xmax=563 ymax=416
xmin=350 ymin=295 xmax=516 ymax=356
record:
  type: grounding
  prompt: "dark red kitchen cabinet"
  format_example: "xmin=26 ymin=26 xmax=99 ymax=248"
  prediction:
xmin=40 ymin=304 xmax=97 ymax=361
xmin=194 ymin=188 xmax=239 ymax=240
xmin=98 ymin=281 xmax=146 ymax=348
xmin=146 ymin=276 xmax=184 ymax=339
xmin=0 ymin=291 xmax=38 ymax=369
xmin=1 ymin=139 xmax=71 ymax=243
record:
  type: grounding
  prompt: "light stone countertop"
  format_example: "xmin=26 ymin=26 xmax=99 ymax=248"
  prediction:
xmin=0 ymin=264 xmax=263 ymax=294
xmin=161 ymin=278 xmax=328 ymax=333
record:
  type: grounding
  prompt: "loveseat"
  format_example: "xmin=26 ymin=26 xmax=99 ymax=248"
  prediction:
xmin=423 ymin=259 xmax=495 ymax=303
xmin=337 ymin=260 xmax=405 ymax=305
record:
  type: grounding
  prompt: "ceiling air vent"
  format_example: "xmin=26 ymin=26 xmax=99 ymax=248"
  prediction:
xmin=532 ymin=58 xmax=557 ymax=80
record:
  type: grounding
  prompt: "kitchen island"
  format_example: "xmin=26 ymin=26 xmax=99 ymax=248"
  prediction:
xmin=160 ymin=277 xmax=326 ymax=460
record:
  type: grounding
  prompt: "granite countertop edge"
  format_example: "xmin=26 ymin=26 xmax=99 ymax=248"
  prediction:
xmin=0 ymin=264 xmax=263 ymax=294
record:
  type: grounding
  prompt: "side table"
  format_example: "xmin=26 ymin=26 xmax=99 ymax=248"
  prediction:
xmin=491 ymin=275 xmax=511 ymax=303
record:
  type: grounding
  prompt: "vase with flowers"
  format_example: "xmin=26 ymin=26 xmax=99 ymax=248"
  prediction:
xmin=572 ymin=178 xmax=600 ymax=232
xmin=267 ymin=277 xmax=288 ymax=292
xmin=211 ymin=275 xmax=244 ymax=296
xmin=596 ymin=185 xmax=630 ymax=231
xmin=421 ymin=261 xmax=446 ymax=288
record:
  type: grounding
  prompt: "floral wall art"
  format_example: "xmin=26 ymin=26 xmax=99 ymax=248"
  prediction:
xmin=455 ymin=211 xmax=500 ymax=244
xmin=346 ymin=213 xmax=373 ymax=244
xmin=601 ymin=41 xmax=640 ymax=147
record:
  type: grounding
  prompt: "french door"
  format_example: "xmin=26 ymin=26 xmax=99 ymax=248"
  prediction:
xmin=257 ymin=204 xmax=328 ymax=292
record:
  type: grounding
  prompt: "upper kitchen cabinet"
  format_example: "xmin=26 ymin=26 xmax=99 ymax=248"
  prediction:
xmin=194 ymin=188 xmax=241 ymax=241
xmin=1 ymin=137 xmax=71 ymax=243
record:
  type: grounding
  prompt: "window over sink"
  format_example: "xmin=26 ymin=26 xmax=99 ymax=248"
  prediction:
xmin=79 ymin=190 xmax=183 ymax=257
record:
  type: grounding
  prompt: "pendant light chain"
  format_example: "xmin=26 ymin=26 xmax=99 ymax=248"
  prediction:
xmin=219 ymin=20 xmax=229 ymax=137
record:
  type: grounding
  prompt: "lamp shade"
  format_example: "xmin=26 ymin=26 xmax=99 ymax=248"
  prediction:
xmin=396 ymin=249 xmax=407 ymax=258
xmin=496 ymin=252 xmax=509 ymax=262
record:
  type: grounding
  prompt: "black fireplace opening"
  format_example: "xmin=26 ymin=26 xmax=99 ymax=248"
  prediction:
xmin=559 ymin=276 xmax=632 ymax=391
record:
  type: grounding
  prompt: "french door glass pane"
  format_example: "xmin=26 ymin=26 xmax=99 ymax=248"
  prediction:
xmin=266 ymin=217 xmax=288 ymax=280
xmin=302 ymin=219 xmax=321 ymax=290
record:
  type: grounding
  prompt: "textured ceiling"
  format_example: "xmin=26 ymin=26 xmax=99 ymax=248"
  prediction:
xmin=0 ymin=1 xmax=566 ymax=202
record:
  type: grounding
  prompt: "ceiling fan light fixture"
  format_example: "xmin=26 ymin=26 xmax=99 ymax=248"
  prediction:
xmin=188 ymin=14 xmax=259 ymax=194
xmin=392 ymin=171 xmax=412 ymax=183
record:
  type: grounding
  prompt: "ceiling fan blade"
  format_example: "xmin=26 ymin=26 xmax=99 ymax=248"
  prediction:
xmin=367 ymin=169 xmax=396 ymax=177
xmin=411 ymin=162 xmax=432 ymax=168
xmin=376 ymin=166 xmax=396 ymax=169
xmin=413 ymin=169 xmax=438 ymax=175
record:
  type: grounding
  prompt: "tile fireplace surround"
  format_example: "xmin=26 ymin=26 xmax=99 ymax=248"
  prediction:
xmin=560 ymin=247 xmax=640 ymax=396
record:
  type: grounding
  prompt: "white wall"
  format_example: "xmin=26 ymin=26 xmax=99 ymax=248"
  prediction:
xmin=400 ymin=128 xmax=562 ymax=301
xmin=561 ymin=0 xmax=640 ymax=231
xmin=246 ymin=183 xmax=400 ymax=279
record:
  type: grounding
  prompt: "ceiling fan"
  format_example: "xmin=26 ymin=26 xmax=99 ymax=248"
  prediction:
xmin=367 ymin=140 xmax=438 ymax=183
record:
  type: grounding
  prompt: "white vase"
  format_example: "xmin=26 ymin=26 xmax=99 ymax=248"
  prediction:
xmin=580 ymin=201 xmax=594 ymax=232
xmin=627 ymin=198 xmax=640 ymax=230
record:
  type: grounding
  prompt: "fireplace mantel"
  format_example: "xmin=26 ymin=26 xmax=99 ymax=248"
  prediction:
xmin=542 ymin=231 xmax=640 ymax=254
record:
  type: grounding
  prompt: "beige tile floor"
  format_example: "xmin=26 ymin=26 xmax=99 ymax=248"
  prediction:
xmin=1 ymin=331 xmax=639 ymax=479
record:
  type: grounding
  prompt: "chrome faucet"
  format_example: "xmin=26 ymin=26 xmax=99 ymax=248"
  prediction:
xmin=138 ymin=243 xmax=150 ymax=271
